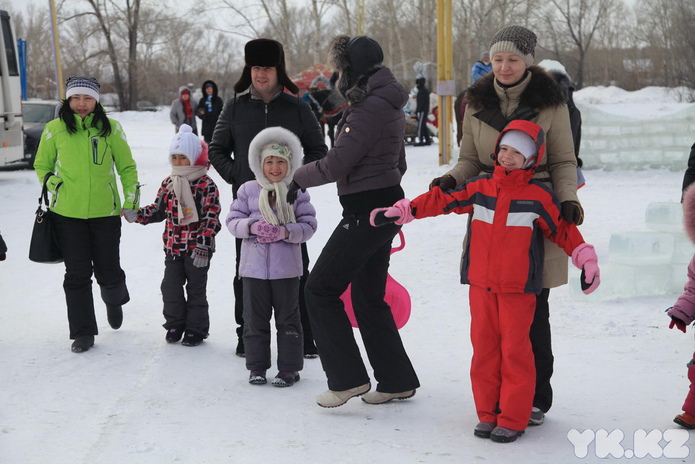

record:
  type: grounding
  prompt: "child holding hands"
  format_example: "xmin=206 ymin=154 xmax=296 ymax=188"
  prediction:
xmin=667 ymin=184 xmax=695 ymax=429
xmin=226 ymin=127 xmax=317 ymax=388
xmin=371 ymin=120 xmax=600 ymax=443
xmin=125 ymin=124 xmax=221 ymax=347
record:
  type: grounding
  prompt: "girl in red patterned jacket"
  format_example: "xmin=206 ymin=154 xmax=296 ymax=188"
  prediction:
xmin=371 ymin=120 xmax=600 ymax=443
xmin=124 ymin=124 xmax=221 ymax=347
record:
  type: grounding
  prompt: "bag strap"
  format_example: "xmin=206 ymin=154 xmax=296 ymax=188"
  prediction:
xmin=39 ymin=172 xmax=52 ymax=208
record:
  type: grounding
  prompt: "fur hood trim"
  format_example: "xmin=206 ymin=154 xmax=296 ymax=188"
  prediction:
xmin=248 ymin=126 xmax=303 ymax=185
xmin=466 ymin=65 xmax=565 ymax=111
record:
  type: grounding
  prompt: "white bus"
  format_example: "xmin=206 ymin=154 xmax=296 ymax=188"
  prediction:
xmin=0 ymin=10 xmax=23 ymax=168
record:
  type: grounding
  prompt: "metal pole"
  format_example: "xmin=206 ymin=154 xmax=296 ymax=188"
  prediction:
xmin=17 ymin=39 xmax=26 ymax=100
xmin=49 ymin=0 xmax=64 ymax=100
xmin=436 ymin=0 xmax=454 ymax=165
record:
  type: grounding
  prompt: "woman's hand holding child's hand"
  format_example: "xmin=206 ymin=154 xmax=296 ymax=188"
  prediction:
xmin=122 ymin=208 xmax=139 ymax=223
xmin=571 ymin=243 xmax=600 ymax=294
xmin=369 ymin=199 xmax=414 ymax=227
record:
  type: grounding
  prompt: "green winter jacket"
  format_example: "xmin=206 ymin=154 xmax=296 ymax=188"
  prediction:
xmin=34 ymin=113 xmax=139 ymax=219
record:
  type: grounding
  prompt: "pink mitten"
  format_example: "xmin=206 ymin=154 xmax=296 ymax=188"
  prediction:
xmin=254 ymin=220 xmax=285 ymax=243
xmin=571 ymin=243 xmax=600 ymax=294
xmin=387 ymin=199 xmax=414 ymax=225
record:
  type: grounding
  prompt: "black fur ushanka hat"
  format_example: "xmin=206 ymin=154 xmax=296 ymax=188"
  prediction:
xmin=233 ymin=38 xmax=299 ymax=94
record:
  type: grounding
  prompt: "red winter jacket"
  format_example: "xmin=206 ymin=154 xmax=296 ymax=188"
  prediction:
xmin=411 ymin=120 xmax=585 ymax=294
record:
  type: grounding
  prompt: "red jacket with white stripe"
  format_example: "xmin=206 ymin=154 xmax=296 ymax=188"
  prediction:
xmin=411 ymin=120 xmax=585 ymax=294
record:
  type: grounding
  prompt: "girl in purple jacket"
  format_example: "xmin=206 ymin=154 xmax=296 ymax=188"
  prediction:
xmin=668 ymin=184 xmax=695 ymax=428
xmin=226 ymin=127 xmax=317 ymax=388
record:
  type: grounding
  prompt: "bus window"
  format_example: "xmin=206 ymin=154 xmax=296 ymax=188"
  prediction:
xmin=1 ymin=14 xmax=17 ymax=76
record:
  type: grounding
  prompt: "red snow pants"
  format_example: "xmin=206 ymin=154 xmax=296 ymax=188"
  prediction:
xmin=682 ymin=352 xmax=695 ymax=415
xmin=469 ymin=285 xmax=536 ymax=431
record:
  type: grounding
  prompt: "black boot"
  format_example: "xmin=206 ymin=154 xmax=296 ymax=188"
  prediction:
xmin=235 ymin=338 xmax=245 ymax=357
xmin=181 ymin=331 xmax=205 ymax=347
xmin=71 ymin=335 xmax=95 ymax=353
xmin=106 ymin=304 xmax=123 ymax=330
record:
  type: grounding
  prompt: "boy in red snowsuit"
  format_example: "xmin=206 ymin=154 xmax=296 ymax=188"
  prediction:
xmin=371 ymin=119 xmax=600 ymax=443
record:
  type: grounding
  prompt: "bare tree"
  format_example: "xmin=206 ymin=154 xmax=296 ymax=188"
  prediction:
xmin=59 ymin=0 xmax=144 ymax=110
xmin=13 ymin=4 xmax=59 ymax=99
xmin=540 ymin=0 xmax=617 ymax=89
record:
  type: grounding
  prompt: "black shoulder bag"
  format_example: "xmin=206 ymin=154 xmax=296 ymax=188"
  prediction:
xmin=29 ymin=173 xmax=63 ymax=263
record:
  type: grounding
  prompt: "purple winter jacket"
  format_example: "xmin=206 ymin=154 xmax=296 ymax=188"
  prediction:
xmin=226 ymin=180 xmax=316 ymax=280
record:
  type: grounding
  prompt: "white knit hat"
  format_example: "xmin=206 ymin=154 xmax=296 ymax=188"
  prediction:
xmin=489 ymin=25 xmax=537 ymax=67
xmin=499 ymin=130 xmax=537 ymax=160
xmin=65 ymin=76 xmax=101 ymax=102
xmin=169 ymin=124 xmax=202 ymax=165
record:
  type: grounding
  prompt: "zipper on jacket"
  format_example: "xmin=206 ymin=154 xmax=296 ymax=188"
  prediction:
xmin=264 ymin=104 xmax=268 ymax=127
xmin=134 ymin=183 xmax=143 ymax=206
xmin=92 ymin=137 xmax=99 ymax=164
xmin=266 ymin=241 xmax=271 ymax=280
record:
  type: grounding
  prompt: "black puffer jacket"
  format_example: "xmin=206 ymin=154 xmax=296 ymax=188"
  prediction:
xmin=197 ymin=80 xmax=224 ymax=143
xmin=293 ymin=67 xmax=407 ymax=197
xmin=208 ymin=91 xmax=327 ymax=194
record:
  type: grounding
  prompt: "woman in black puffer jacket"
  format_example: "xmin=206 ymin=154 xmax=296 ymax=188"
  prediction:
xmin=291 ymin=35 xmax=420 ymax=408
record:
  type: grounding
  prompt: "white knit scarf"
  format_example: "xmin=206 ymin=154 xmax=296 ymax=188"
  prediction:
xmin=257 ymin=179 xmax=296 ymax=226
xmin=169 ymin=165 xmax=207 ymax=225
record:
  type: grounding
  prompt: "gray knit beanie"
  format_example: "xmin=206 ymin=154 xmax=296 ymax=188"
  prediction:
xmin=489 ymin=25 xmax=537 ymax=67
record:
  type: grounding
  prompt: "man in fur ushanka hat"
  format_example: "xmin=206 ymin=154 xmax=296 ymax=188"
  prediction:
xmin=208 ymin=37 xmax=327 ymax=359
xmin=233 ymin=38 xmax=299 ymax=96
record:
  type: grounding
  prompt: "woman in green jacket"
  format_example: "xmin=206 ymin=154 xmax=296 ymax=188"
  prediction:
xmin=34 ymin=76 xmax=140 ymax=353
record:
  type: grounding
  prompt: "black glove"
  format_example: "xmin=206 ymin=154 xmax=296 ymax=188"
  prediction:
xmin=561 ymin=200 xmax=584 ymax=225
xmin=429 ymin=175 xmax=457 ymax=191
xmin=287 ymin=181 xmax=304 ymax=204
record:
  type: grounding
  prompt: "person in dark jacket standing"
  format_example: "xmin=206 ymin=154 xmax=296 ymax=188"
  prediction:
xmin=208 ymin=38 xmax=327 ymax=358
xmin=196 ymin=80 xmax=224 ymax=144
xmin=414 ymin=77 xmax=431 ymax=146
xmin=288 ymin=35 xmax=420 ymax=408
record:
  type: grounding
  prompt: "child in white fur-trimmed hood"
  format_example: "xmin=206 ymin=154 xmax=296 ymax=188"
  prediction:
xmin=226 ymin=126 xmax=317 ymax=387
xmin=124 ymin=124 xmax=221 ymax=347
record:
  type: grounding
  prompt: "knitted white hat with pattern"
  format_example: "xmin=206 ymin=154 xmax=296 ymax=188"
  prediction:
xmin=169 ymin=124 xmax=202 ymax=165
xmin=489 ymin=25 xmax=537 ymax=67
xmin=65 ymin=76 xmax=101 ymax=102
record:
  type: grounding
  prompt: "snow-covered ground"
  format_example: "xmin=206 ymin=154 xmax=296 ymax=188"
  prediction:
xmin=0 ymin=88 xmax=694 ymax=463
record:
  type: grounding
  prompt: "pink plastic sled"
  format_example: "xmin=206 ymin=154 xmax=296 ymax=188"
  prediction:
xmin=340 ymin=230 xmax=411 ymax=329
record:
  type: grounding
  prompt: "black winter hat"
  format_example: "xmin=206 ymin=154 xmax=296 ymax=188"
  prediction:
xmin=233 ymin=38 xmax=299 ymax=94
xmin=330 ymin=35 xmax=383 ymax=81
xmin=329 ymin=35 xmax=384 ymax=103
